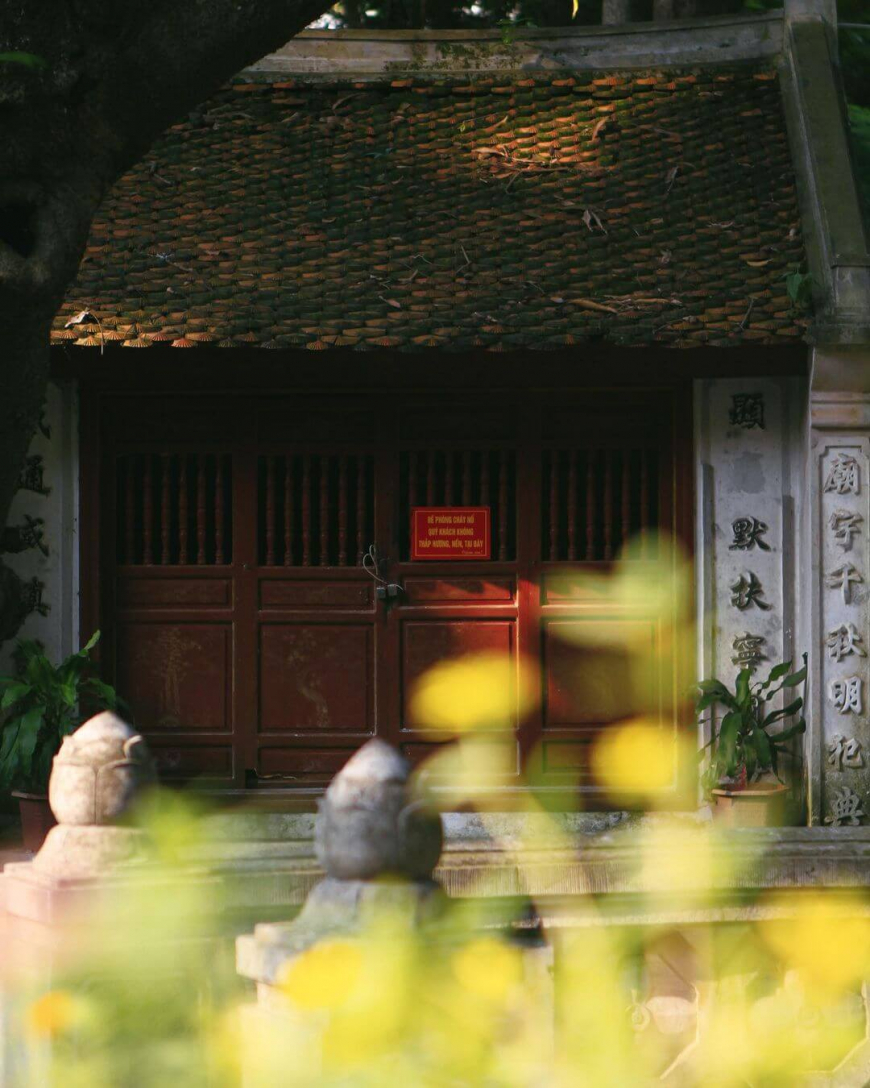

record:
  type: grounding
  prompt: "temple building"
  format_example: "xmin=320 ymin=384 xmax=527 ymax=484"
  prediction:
xmin=3 ymin=0 xmax=868 ymax=826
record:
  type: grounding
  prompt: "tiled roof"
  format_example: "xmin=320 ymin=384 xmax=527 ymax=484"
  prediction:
xmin=54 ymin=65 xmax=809 ymax=352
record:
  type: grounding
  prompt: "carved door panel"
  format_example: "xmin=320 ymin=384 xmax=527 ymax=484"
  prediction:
xmin=531 ymin=392 xmax=691 ymax=796
xmin=386 ymin=399 xmax=524 ymax=781
xmin=249 ymin=399 xmax=381 ymax=784
xmin=110 ymin=436 xmax=239 ymax=784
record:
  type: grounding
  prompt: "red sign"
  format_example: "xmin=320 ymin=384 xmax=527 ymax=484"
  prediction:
xmin=411 ymin=507 xmax=491 ymax=560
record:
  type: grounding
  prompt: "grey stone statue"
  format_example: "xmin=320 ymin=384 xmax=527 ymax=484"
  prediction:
xmin=315 ymin=739 xmax=443 ymax=881
xmin=237 ymin=739 xmax=446 ymax=984
xmin=33 ymin=711 xmax=156 ymax=879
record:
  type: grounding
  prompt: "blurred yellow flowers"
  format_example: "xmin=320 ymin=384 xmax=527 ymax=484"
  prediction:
xmin=279 ymin=938 xmax=364 ymax=1010
xmin=25 ymin=990 xmax=80 ymax=1039
xmin=452 ymin=937 xmax=523 ymax=1003
xmin=592 ymin=717 xmax=676 ymax=797
xmin=410 ymin=650 xmax=538 ymax=736
xmin=763 ymin=893 xmax=870 ymax=997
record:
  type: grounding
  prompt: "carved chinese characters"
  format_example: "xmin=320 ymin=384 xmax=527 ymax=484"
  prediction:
xmin=824 ymin=786 xmax=865 ymax=827
xmin=827 ymin=734 xmax=864 ymax=770
xmin=826 ymin=623 xmax=866 ymax=661
xmin=825 ymin=454 xmax=860 ymax=496
xmin=826 ymin=563 xmax=864 ymax=604
xmin=830 ymin=677 xmax=863 ymax=715
xmin=729 ymin=517 xmax=771 ymax=552
xmin=730 ymin=573 xmax=771 ymax=611
xmin=729 ymin=392 xmax=765 ymax=431
xmin=830 ymin=510 xmax=863 ymax=551
xmin=731 ymin=633 xmax=767 ymax=671
xmin=819 ymin=443 xmax=869 ymax=826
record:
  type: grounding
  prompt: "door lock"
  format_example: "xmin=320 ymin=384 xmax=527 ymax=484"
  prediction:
xmin=364 ymin=545 xmax=404 ymax=607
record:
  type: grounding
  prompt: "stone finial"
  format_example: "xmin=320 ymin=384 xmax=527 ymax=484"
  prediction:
xmin=33 ymin=712 xmax=156 ymax=878
xmin=315 ymin=739 xmax=443 ymax=882
xmin=49 ymin=711 xmax=156 ymax=825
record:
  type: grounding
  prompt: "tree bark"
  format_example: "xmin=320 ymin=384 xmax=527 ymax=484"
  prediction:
xmin=0 ymin=0 xmax=331 ymax=645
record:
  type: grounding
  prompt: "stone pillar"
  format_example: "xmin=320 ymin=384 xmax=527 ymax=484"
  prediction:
xmin=3 ymin=711 xmax=156 ymax=921
xmin=694 ymin=377 xmax=806 ymax=762
xmin=784 ymin=0 xmax=836 ymax=29
xmin=809 ymin=358 xmax=870 ymax=826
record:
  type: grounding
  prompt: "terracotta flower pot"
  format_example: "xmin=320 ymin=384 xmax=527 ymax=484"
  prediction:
xmin=711 ymin=781 xmax=789 ymax=828
xmin=11 ymin=790 xmax=56 ymax=852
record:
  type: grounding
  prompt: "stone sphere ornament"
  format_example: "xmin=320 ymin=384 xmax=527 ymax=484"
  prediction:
xmin=315 ymin=739 xmax=443 ymax=882
xmin=49 ymin=711 xmax=157 ymax=825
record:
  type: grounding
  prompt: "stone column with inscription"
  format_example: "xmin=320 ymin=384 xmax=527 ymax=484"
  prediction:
xmin=811 ymin=437 xmax=870 ymax=826
xmin=695 ymin=377 xmax=805 ymax=774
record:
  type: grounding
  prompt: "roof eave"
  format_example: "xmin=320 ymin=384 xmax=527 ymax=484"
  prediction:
xmin=246 ymin=12 xmax=784 ymax=82
xmin=780 ymin=13 xmax=870 ymax=347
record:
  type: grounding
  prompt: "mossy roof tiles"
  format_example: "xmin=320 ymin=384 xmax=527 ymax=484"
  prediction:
xmin=54 ymin=64 xmax=809 ymax=352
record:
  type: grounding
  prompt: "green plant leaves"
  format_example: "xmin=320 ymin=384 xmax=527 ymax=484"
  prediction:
xmin=17 ymin=707 xmax=44 ymax=770
xmin=772 ymin=717 xmax=807 ymax=743
xmin=698 ymin=653 xmax=807 ymax=787
xmin=0 ymin=631 xmax=117 ymax=793
xmin=1 ymin=682 xmax=31 ymax=710
xmin=0 ymin=51 xmax=48 ymax=70
xmin=783 ymin=667 xmax=807 ymax=687
xmin=763 ymin=698 xmax=803 ymax=728
xmin=751 ymin=726 xmax=772 ymax=770
xmin=784 ymin=270 xmax=813 ymax=308
xmin=717 ymin=711 xmax=742 ymax=778
xmin=735 ymin=669 xmax=751 ymax=709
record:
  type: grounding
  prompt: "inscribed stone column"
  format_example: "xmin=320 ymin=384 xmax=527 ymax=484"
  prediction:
xmin=695 ymin=377 xmax=804 ymax=743
xmin=812 ymin=436 xmax=870 ymax=828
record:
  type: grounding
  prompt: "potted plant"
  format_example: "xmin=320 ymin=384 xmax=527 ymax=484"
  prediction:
xmin=696 ymin=655 xmax=807 ymax=827
xmin=0 ymin=632 xmax=125 ymax=851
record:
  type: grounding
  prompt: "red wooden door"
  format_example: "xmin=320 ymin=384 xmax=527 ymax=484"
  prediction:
xmin=95 ymin=387 xmax=691 ymax=802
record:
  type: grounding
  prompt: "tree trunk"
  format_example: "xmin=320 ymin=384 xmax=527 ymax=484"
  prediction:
xmin=0 ymin=0 xmax=332 ymax=649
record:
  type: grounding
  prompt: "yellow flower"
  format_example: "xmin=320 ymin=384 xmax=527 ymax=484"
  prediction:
xmin=592 ymin=718 xmax=675 ymax=796
xmin=278 ymin=939 xmax=363 ymax=1010
xmin=762 ymin=894 xmax=870 ymax=996
xmin=25 ymin=990 xmax=79 ymax=1039
xmin=452 ymin=937 xmax=523 ymax=1003
xmin=410 ymin=651 xmax=538 ymax=736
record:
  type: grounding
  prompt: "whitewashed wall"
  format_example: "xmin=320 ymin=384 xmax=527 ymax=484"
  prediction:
xmin=0 ymin=381 xmax=80 ymax=676
xmin=694 ymin=376 xmax=809 ymax=796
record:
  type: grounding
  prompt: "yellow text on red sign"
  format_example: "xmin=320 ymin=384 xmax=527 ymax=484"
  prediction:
xmin=411 ymin=507 xmax=491 ymax=560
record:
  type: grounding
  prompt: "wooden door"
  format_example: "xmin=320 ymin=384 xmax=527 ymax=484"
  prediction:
xmin=93 ymin=387 xmax=691 ymax=802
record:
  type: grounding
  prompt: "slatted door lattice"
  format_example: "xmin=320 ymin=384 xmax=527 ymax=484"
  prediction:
xmin=542 ymin=447 xmax=660 ymax=562
xmin=399 ymin=449 xmax=516 ymax=561
xmin=116 ymin=452 xmax=232 ymax=565
xmin=258 ymin=454 xmax=375 ymax=566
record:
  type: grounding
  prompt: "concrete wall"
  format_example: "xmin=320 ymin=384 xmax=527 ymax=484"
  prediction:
xmin=0 ymin=382 xmax=80 ymax=676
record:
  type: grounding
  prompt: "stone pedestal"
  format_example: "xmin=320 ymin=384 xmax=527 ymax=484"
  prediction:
xmin=237 ymin=740 xmax=447 ymax=998
xmin=3 ymin=711 xmax=155 ymax=923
